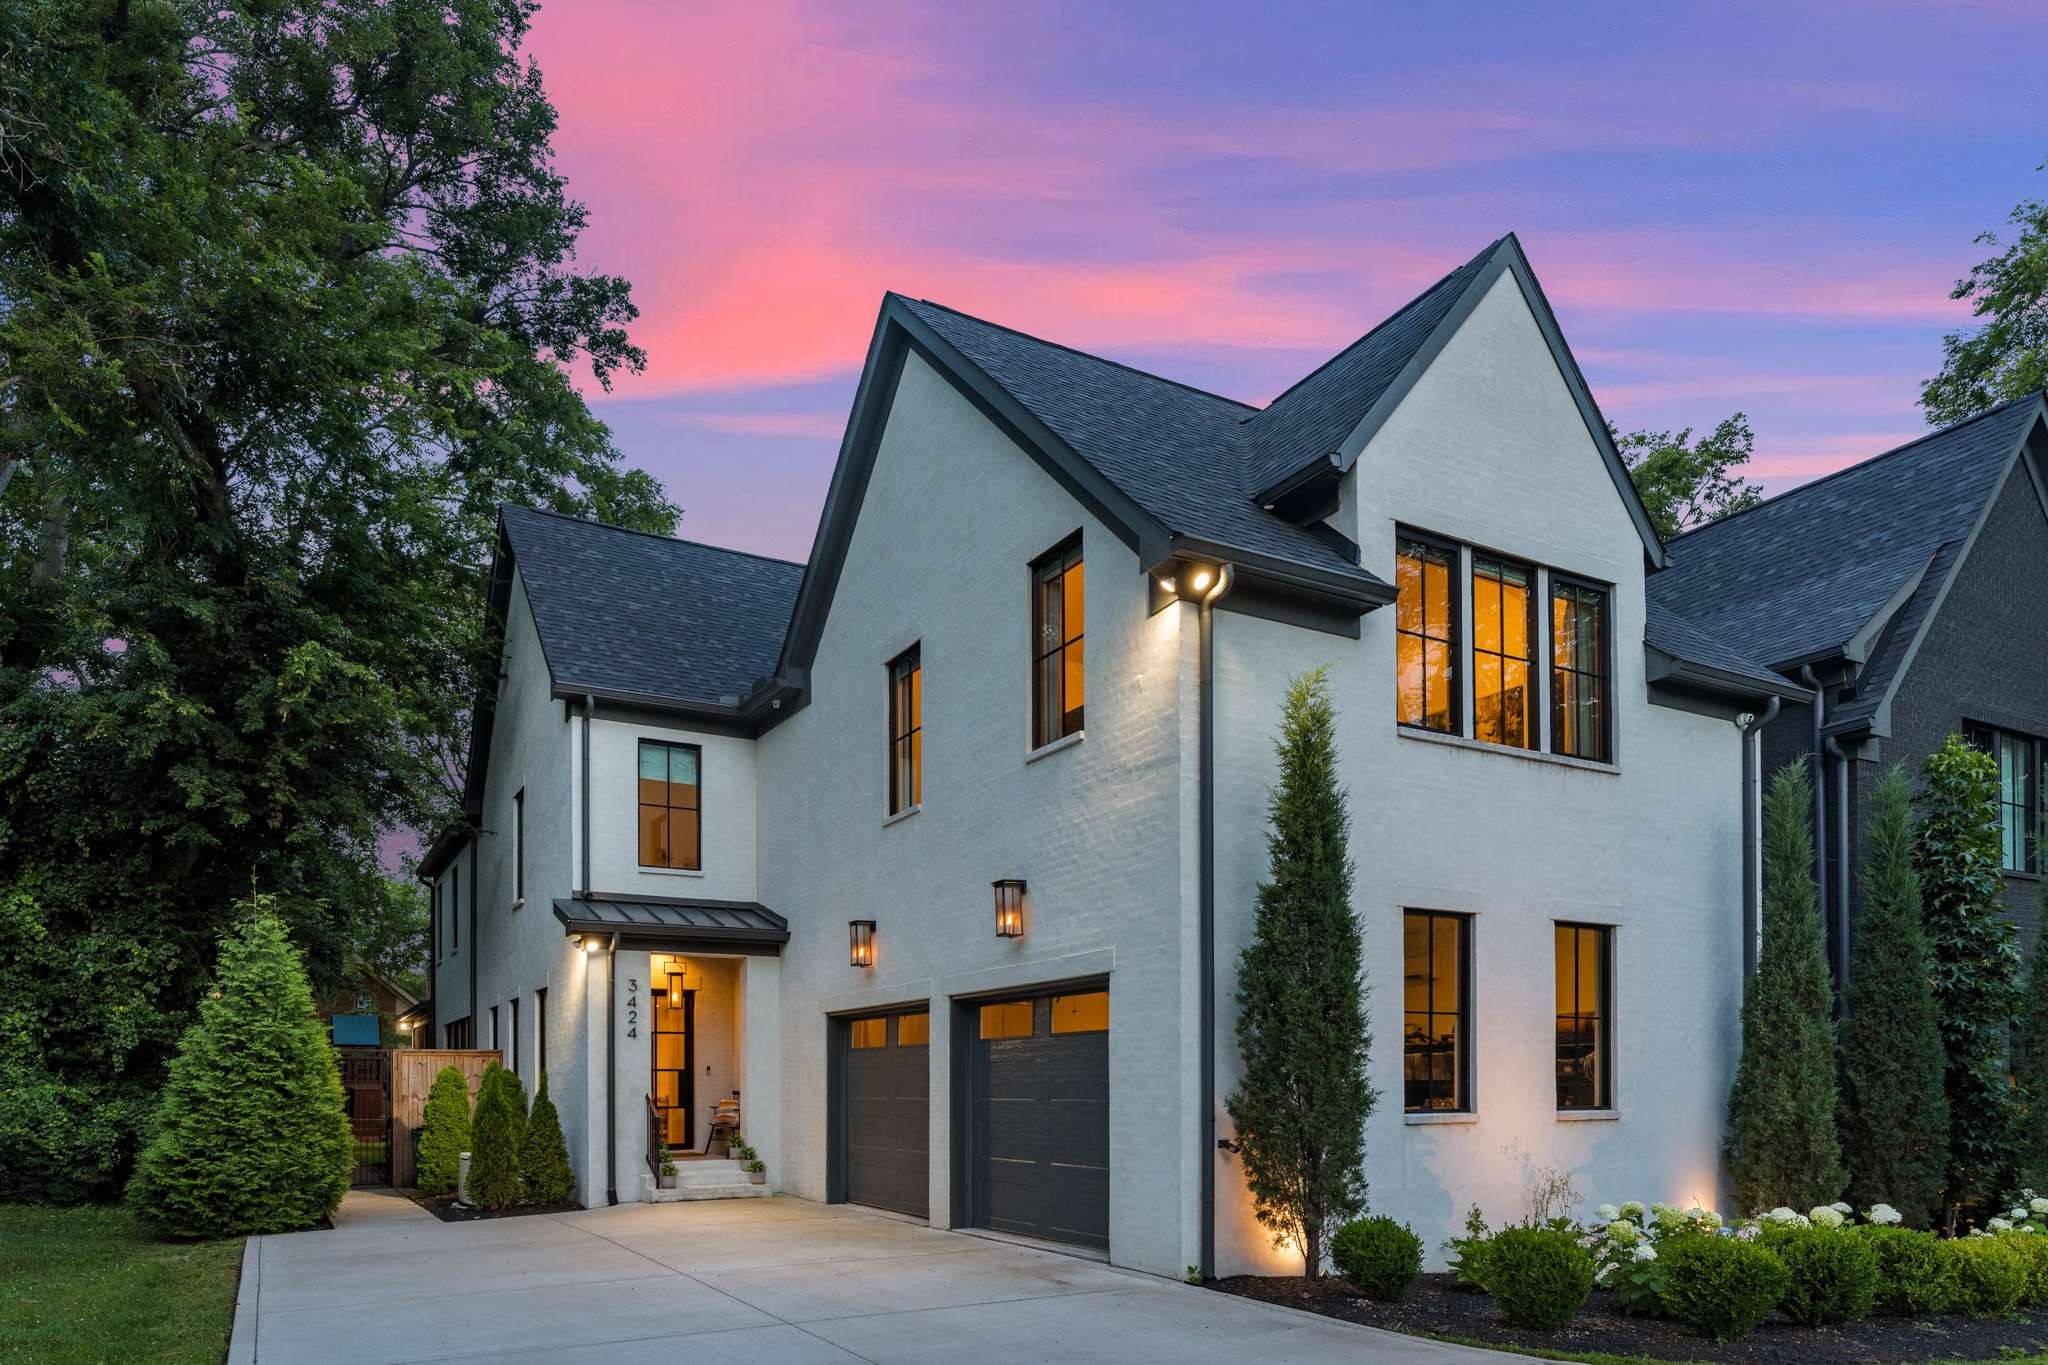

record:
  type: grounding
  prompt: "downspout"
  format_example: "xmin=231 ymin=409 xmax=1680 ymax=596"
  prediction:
xmin=424 ymin=872 xmax=438 ymax=1043
xmin=605 ymin=931 xmax=619 ymax=1206
xmin=1824 ymin=736 xmax=1851 ymax=1013
xmin=581 ymin=695 xmax=595 ymax=899
xmin=1197 ymin=563 xmax=1234 ymax=1282
xmin=1739 ymin=697 xmax=1782 ymax=982
xmin=468 ymin=841 xmax=478 ymax=1037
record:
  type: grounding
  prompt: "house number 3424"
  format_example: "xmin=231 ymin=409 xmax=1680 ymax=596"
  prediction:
xmin=626 ymin=977 xmax=639 ymax=1039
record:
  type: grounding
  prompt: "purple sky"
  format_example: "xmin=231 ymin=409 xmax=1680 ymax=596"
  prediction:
xmin=526 ymin=0 xmax=2047 ymax=562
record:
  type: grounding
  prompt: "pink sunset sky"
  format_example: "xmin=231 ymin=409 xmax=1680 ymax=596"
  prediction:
xmin=525 ymin=0 xmax=2048 ymax=561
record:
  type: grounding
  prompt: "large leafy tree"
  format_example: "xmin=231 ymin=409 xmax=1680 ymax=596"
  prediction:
xmin=0 ymin=0 xmax=676 ymax=1198
xmin=1226 ymin=667 xmax=1375 ymax=1278
xmin=1725 ymin=759 xmax=1845 ymax=1214
xmin=1837 ymin=767 xmax=1949 ymax=1226
xmin=1923 ymin=191 xmax=2048 ymax=425
xmin=1613 ymin=412 xmax=1764 ymax=542
xmin=1917 ymin=735 xmax=2024 ymax=1222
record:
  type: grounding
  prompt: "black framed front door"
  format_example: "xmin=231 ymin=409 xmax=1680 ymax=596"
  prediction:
xmin=652 ymin=986 xmax=695 ymax=1149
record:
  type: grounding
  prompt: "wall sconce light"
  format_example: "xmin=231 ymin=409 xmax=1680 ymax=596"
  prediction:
xmin=1188 ymin=567 xmax=1214 ymax=593
xmin=849 ymin=919 xmax=876 ymax=968
xmin=574 ymin=934 xmax=595 ymax=954
xmin=993 ymin=879 xmax=1027 ymax=938
xmin=668 ymin=969 xmax=685 ymax=1003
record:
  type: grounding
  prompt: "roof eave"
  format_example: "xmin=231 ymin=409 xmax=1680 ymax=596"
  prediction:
xmin=1646 ymin=646 xmax=1814 ymax=706
xmin=1162 ymin=535 xmax=1397 ymax=613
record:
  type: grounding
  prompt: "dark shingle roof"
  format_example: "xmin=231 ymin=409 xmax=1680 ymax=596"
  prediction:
xmin=552 ymin=896 xmax=789 ymax=947
xmin=1648 ymin=396 xmax=2040 ymax=670
xmin=502 ymin=505 xmax=804 ymax=707
xmin=1241 ymin=239 xmax=1502 ymax=498
xmin=1644 ymin=599 xmax=1803 ymax=694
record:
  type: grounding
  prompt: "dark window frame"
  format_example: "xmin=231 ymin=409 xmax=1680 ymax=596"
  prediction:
xmin=1550 ymin=575 xmax=1613 ymax=763
xmin=1395 ymin=530 xmax=1462 ymax=735
xmin=536 ymin=987 xmax=547 ymax=1078
xmin=1554 ymin=921 xmax=1614 ymax=1111
xmin=888 ymin=644 xmax=922 ymax=815
xmin=637 ymin=739 xmax=704 ymax=871
xmin=1031 ymin=534 xmax=1086 ymax=749
xmin=513 ymin=788 xmax=526 ymax=905
xmin=1968 ymin=724 xmax=2042 ymax=875
xmin=1403 ymin=909 xmax=1473 ymax=1114
xmin=509 ymin=997 xmax=520 ymax=1077
xmin=489 ymin=1004 xmax=499 ymax=1053
xmin=1471 ymin=551 xmax=1538 ymax=750
xmin=450 ymin=866 xmax=459 ymax=952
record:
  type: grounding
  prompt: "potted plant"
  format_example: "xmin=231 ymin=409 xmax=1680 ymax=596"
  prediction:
xmin=745 ymin=1157 xmax=767 ymax=1186
xmin=731 ymin=1137 xmax=766 ymax=1184
xmin=657 ymin=1152 xmax=677 ymax=1190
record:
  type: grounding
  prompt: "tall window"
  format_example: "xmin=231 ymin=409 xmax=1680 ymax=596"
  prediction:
xmin=1403 ymin=910 xmax=1470 ymax=1112
xmin=513 ymin=788 xmax=525 ymax=904
xmin=1395 ymin=536 xmax=1458 ymax=733
xmin=432 ymin=881 xmax=442 ymax=958
xmin=489 ymin=1004 xmax=499 ymax=1051
xmin=1032 ymin=537 xmax=1085 ymax=748
xmin=1552 ymin=580 xmax=1611 ymax=762
xmin=1555 ymin=923 xmax=1612 ymax=1110
xmin=889 ymin=645 xmax=922 ymax=814
xmin=536 ymin=988 xmax=547 ymax=1077
xmin=1472 ymin=556 xmax=1535 ymax=749
xmin=509 ymin=997 xmax=520 ymax=1077
xmin=637 ymin=741 xmax=702 ymax=870
xmin=1970 ymin=726 xmax=2041 ymax=874
xmin=450 ymin=865 xmax=459 ymax=951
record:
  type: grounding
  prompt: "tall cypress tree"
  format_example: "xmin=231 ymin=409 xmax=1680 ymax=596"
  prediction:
xmin=1726 ymin=759 xmax=1845 ymax=1213
xmin=2014 ymin=877 xmax=2048 ymax=1189
xmin=1838 ymin=767 xmax=1949 ymax=1224
xmin=1918 ymin=735 xmax=2023 ymax=1220
xmin=1226 ymin=667 xmax=1374 ymax=1278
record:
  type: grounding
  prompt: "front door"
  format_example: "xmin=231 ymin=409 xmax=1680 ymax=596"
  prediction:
xmin=652 ymin=986 xmax=695 ymax=1150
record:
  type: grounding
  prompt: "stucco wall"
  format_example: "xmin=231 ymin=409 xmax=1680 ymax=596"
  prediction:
xmin=584 ymin=717 xmax=760 ymax=903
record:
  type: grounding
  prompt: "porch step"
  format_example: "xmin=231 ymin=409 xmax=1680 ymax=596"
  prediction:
xmin=672 ymin=1158 xmax=748 ymax=1187
xmin=637 ymin=1170 xmax=771 ymax=1203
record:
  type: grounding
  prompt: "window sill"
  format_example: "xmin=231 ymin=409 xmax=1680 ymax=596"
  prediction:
xmin=2002 ymin=868 xmax=2044 ymax=884
xmin=638 ymin=866 xmax=706 ymax=878
xmin=1026 ymin=731 xmax=1085 ymax=764
xmin=1556 ymin=1109 xmax=1621 ymax=1123
xmin=1404 ymin=1111 xmax=1478 ymax=1126
xmin=883 ymin=804 xmax=922 ymax=828
xmin=1398 ymin=726 xmax=1619 ymax=774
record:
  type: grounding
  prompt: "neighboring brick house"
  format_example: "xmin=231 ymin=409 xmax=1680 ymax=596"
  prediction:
xmin=1649 ymin=396 xmax=2048 ymax=980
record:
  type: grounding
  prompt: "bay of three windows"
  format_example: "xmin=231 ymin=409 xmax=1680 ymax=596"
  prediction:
xmin=1395 ymin=532 xmax=1612 ymax=762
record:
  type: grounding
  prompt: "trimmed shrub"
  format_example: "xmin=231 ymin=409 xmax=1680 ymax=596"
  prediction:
xmin=1773 ymin=1226 xmax=1877 ymax=1325
xmin=127 ymin=908 xmax=352 ymax=1237
xmin=1486 ymin=1225 xmax=1594 ymax=1331
xmin=519 ymin=1073 xmax=576 ymax=1207
xmin=2003 ymin=1231 xmax=2048 ymax=1306
xmin=1948 ymin=1235 xmax=2029 ymax=1316
xmin=1659 ymin=1235 xmax=1790 ymax=1343
xmin=466 ymin=1064 xmax=526 ymax=1210
xmin=1330 ymin=1216 xmax=1422 ymax=1301
xmin=1861 ymin=1225 xmax=1956 ymax=1316
xmin=415 ymin=1067 xmax=472 ymax=1196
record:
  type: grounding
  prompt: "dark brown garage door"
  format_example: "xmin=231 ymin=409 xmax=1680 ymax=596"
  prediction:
xmin=971 ymin=989 xmax=1109 ymax=1249
xmin=845 ymin=1009 xmax=929 ymax=1217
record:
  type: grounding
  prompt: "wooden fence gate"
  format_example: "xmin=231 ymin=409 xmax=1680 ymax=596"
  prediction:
xmin=388 ymin=1050 xmax=499 ymax=1188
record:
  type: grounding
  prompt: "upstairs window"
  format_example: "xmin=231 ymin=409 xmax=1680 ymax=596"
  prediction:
xmin=1032 ymin=537 xmax=1085 ymax=748
xmin=513 ymin=788 xmax=525 ymax=905
xmin=889 ymin=645 xmax=922 ymax=814
xmin=1395 ymin=536 xmax=1459 ymax=733
xmin=1551 ymin=580 xmax=1612 ymax=762
xmin=1969 ymin=726 xmax=2041 ymax=874
xmin=638 ymin=740 xmax=702 ymax=870
xmin=1472 ymin=555 xmax=1536 ymax=749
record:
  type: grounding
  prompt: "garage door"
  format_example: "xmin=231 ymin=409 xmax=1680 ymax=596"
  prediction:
xmin=971 ymin=989 xmax=1109 ymax=1249
xmin=844 ymin=1009 xmax=929 ymax=1217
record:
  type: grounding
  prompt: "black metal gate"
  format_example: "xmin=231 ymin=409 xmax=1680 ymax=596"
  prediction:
xmin=338 ymin=1049 xmax=393 ymax=1186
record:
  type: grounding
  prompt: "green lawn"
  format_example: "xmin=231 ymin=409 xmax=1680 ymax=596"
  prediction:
xmin=0 ymin=1205 xmax=242 ymax=1364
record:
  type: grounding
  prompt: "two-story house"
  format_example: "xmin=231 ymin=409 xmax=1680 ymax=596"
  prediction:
xmin=421 ymin=234 xmax=1804 ymax=1278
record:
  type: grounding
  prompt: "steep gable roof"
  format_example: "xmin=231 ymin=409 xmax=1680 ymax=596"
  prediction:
xmin=1649 ymin=395 xmax=2044 ymax=674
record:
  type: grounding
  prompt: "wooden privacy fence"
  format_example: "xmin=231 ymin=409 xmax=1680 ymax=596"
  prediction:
xmin=389 ymin=1049 xmax=499 ymax=1188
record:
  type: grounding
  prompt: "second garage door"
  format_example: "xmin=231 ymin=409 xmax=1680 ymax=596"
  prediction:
xmin=970 ymin=989 xmax=1109 ymax=1249
xmin=845 ymin=1009 xmax=929 ymax=1217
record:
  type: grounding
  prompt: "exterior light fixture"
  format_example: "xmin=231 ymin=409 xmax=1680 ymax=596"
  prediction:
xmin=576 ymin=934 xmax=596 ymax=954
xmin=993 ymin=879 xmax=1027 ymax=938
xmin=668 ymin=969 xmax=685 ymax=1003
xmin=849 ymin=919 xmax=877 ymax=968
xmin=1189 ymin=567 xmax=1214 ymax=593
xmin=1157 ymin=576 xmax=1177 ymax=594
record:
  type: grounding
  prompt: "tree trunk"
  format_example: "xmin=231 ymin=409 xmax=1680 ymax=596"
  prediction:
xmin=1304 ymin=1223 xmax=1321 ymax=1279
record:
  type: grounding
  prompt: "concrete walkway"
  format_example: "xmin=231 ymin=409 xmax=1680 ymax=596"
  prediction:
xmin=228 ymin=1189 xmax=1528 ymax=1364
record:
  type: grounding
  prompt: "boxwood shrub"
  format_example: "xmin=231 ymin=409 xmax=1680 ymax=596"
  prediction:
xmin=2002 ymin=1231 xmax=2048 ymax=1306
xmin=1330 ymin=1216 xmax=1423 ymax=1301
xmin=415 ymin=1066 xmax=471 ymax=1196
xmin=1485 ymin=1225 xmax=1594 ymax=1330
xmin=1772 ymin=1226 xmax=1877 ymax=1325
xmin=1861 ymin=1225 xmax=1956 ymax=1316
xmin=1659 ymin=1235 xmax=1790 ymax=1342
xmin=1949 ymin=1236 xmax=2029 ymax=1317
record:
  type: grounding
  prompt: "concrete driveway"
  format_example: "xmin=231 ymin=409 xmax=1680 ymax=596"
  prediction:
xmin=229 ymin=1189 xmax=1525 ymax=1364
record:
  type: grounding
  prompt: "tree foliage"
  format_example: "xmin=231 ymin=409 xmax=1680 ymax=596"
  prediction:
xmin=416 ymin=1065 xmax=472 ymax=1197
xmin=466 ymin=1063 xmax=526 ymax=1210
xmin=519 ymin=1071 xmax=575 ymax=1206
xmin=1923 ymin=193 xmax=2048 ymax=425
xmin=127 ymin=903 xmax=351 ymax=1237
xmin=1225 ymin=667 xmax=1374 ymax=1278
xmin=0 ymin=0 xmax=674 ymax=1192
xmin=1917 ymin=735 xmax=2024 ymax=1216
xmin=1613 ymin=412 xmax=1764 ymax=541
xmin=1837 ymin=767 xmax=1949 ymax=1225
xmin=1726 ymin=759 xmax=1845 ymax=1213
xmin=2015 ymin=881 xmax=2048 ymax=1189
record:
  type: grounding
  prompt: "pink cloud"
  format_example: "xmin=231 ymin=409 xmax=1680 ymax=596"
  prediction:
xmin=685 ymin=410 xmax=851 ymax=440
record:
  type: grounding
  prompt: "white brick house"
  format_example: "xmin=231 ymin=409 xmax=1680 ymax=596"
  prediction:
xmin=423 ymin=234 xmax=1808 ymax=1278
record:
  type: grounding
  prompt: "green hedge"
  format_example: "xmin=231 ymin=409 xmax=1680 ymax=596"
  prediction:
xmin=1486 ymin=1226 xmax=1593 ymax=1331
xmin=1659 ymin=1235 xmax=1789 ymax=1342
xmin=415 ymin=1066 xmax=471 ymax=1196
xmin=1773 ymin=1226 xmax=1877 ymax=1325
xmin=1949 ymin=1236 xmax=2028 ymax=1316
xmin=1861 ymin=1226 xmax=1956 ymax=1316
xmin=1329 ymin=1216 xmax=1421 ymax=1301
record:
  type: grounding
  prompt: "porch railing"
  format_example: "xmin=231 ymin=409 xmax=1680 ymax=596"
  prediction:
xmin=645 ymin=1093 xmax=664 ymax=1176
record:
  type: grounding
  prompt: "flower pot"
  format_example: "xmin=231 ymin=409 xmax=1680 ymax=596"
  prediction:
xmin=658 ymin=1171 xmax=677 ymax=1189
xmin=747 ymin=1170 xmax=766 ymax=1185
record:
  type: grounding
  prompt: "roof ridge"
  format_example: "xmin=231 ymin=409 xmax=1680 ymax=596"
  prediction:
xmin=903 ymin=296 xmax=1258 ymax=413
xmin=502 ymin=503 xmax=807 ymax=569
xmin=1668 ymin=392 xmax=2042 ymax=547
xmin=1245 ymin=236 xmax=1506 ymax=425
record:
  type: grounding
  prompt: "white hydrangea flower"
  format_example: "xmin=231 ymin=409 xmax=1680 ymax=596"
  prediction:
xmin=1989 ymin=1217 xmax=2014 ymax=1232
xmin=1632 ymin=1243 xmax=1658 ymax=1263
xmin=1607 ymin=1218 xmax=1640 ymax=1245
xmin=2030 ymin=1197 xmax=2048 ymax=1216
xmin=1595 ymin=1204 xmax=1620 ymax=1222
xmin=1810 ymin=1206 xmax=1845 ymax=1230
xmin=1766 ymin=1207 xmax=1799 ymax=1223
xmin=1830 ymin=1202 xmax=1853 ymax=1215
xmin=2011 ymin=1207 xmax=2028 ymax=1221
xmin=1735 ymin=1222 xmax=1759 ymax=1242
xmin=1619 ymin=1201 xmax=1646 ymax=1219
xmin=1867 ymin=1204 xmax=1902 ymax=1226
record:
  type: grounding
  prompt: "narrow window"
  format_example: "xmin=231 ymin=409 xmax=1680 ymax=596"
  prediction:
xmin=1971 ymin=726 xmax=2041 ymax=874
xmin=450 ymin=866 xmax=459 ymax=951
xmin=637 ymin=741 xmax=702 ymax=870
xmin=1403 ymin=911 xmax=1470 ymax=1112
xmin=1395 ymin=536 xmax=1459 ymax=733
xmin=489 ymin=1004 xmax=499 ymax=1053
xmin=513 ymin=789 xmax=525 ymax=904
xmin=1555 ymin=923 xmax=1613 ymax=1110
xmin=509 ymin=997 xmax=520 ymax=1077
xmin=888 ymin=645 xmax=922 ymax=814
xmin=536 ymin=988 xmax=547 ymax=1077
xmin=1472 ymin=555 xmax=1536 ymax=749
xmin=431 ymin=880 xmax=442 ymax=959
xmin=1031 ymin=537 xmax=1085 ymax=748
xmin=1551 ymin=579 xmax=1612 ymax=762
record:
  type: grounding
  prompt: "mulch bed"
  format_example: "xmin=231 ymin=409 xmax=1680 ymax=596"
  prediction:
xmin=1211 ymin=1272 xmax=2048 ymax=1364
xmin=405 ymin=1192 xmax=583 ymax=1223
